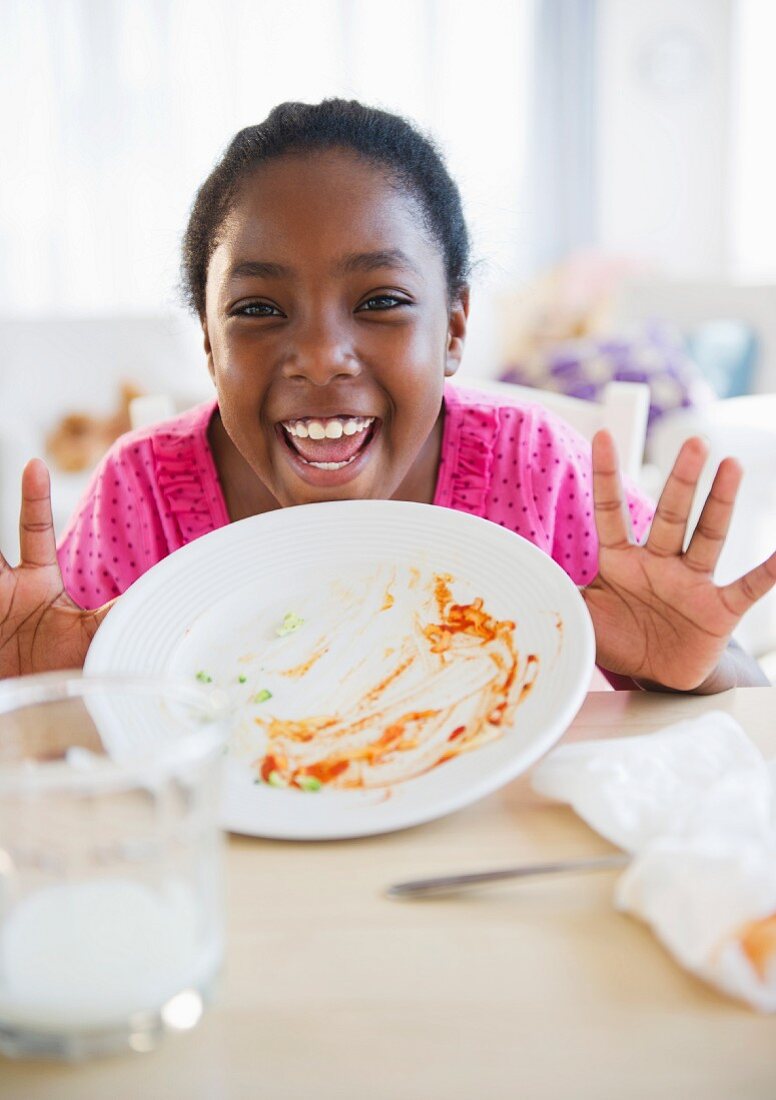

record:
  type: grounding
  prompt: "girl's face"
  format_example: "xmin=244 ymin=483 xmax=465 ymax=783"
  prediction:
xmin=203 ymin=150 xmax=467 ymax=509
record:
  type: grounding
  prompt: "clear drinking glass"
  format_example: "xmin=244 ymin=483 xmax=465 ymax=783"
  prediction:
xmin=0 ymin=671 xmax=229 ymax=1060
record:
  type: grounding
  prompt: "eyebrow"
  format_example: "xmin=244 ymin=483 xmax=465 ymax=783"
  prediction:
xmin=335 ymin=249 xmax=421 ymax=277
xmin=228 ymin=260 xmax=289 ymax=280
xmin=227 ymin=249 xmax=421 ymax=282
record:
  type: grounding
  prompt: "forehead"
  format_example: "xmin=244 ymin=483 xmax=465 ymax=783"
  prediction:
xmin=216 ymin=149 xmax=441 ymax=271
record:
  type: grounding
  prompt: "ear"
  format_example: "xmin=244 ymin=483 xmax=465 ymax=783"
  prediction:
xmin=202 ymin=319 xmax=216 ymax=384
xmin=444 ymin=286 xmax=469 ymax=378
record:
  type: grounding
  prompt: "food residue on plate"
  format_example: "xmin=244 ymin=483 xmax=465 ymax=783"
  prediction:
xmin=223 ymin=569 xmax=543 ymax=793
xmin=276 ymin=611 xmax=305 ymax=637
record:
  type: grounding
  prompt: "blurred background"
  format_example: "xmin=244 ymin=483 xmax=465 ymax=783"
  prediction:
xmin=1 ymin=0 xmax=775 ymax=666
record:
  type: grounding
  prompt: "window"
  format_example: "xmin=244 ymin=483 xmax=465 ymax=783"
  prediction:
xmin=0 ymin=0 xmax=533 ymax=314
xmin=731 ymin=0 xmax=776 ymax=280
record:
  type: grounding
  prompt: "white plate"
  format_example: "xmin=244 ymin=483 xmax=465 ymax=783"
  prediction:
xmin=86 ymin=500 xmax=595 ymax=840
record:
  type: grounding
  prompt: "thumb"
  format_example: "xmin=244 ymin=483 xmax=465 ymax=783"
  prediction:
xmin=20 ymin=458 xmax=59 ymax=569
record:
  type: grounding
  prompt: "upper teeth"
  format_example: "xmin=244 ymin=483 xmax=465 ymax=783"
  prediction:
xmin=283 ymin=416 xmax=374 ymax=440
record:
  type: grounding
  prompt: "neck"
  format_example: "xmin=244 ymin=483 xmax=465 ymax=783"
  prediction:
xmin=391 ymin=405 xmax=445 ymax=506
xmin=208 ymin=411 xmax=280 ymax=521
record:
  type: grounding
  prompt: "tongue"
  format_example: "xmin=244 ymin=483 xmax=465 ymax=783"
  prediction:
xmin=289 ymin=430 xmax=370 ymax=464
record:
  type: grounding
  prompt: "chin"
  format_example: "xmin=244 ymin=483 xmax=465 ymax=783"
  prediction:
xmin=278 ymin=472 xmax=386 ymax=508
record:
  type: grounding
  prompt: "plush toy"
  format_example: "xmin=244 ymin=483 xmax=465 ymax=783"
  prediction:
xmin=45 ymin=382 xmax=144 ymax=473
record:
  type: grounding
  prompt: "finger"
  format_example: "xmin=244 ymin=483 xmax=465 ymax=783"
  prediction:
xmin=19 ymin=458 xmax=58 ymax=568
xmin=719 ymin=548 xmax=776 ymax=617
xmin=591 ymin=430 xmax=631 ymax=550
xmin=645 ymin=436 xmax=708 ymax=558
xmin=684 ymin=457 xmax=742 ymax=574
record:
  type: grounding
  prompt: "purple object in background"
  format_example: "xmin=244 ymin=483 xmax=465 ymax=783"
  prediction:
xmin=499 ymin=322 xmax=716 ymax=433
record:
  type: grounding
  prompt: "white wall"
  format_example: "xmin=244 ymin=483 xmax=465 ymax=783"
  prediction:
xmin=0 ymin=312 xmax=208 ymax=557
xmin=596 ymin=0 xmax=734 ymax=276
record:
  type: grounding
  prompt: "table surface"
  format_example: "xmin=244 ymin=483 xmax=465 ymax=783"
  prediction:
xmin=4 ymin=688 xmax=776 ymax=1100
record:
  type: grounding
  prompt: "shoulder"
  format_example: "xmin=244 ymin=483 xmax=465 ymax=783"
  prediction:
xmin=58 ymin=398 xmax=221 ymax=544
xmin=443 ymin=380 xmax=588 ymax=459
xmin=102 ymin=399 xmax=217 ymax=468
xmin=444 ymin=380 xmax=537 ymax=418
xmin=57 ymin=399 xmax=218 ymax=529
xmin=57 ymin=399 xmax=223 ymax=605
xmin=438 ymin=382 xmax=542 ymax=516
xmin=444 ymin=380 xmax=582 ymax=433
xmin=85 ymin=398 xmax=225 ymax=538
xmin=76 ymin=399 xmax=220 ymax=518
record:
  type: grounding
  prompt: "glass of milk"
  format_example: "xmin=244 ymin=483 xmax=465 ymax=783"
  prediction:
xmin=0 ymin=671 xmax=229 ymax=1060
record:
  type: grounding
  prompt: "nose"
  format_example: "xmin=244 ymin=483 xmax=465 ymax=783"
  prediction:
xmin=280 ymin=312 xmax=361 ymax=386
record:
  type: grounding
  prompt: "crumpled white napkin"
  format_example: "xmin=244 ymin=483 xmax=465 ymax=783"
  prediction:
xmin=531 ymin=712 xmax=776 ymax=1012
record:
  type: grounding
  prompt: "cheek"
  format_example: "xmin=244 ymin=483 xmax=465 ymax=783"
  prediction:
xmin=210 ymin=338 xmax=266 ymax=403
xmin=214 ymin=359 xmax=248 ymax=394
xmin=408 ymin=311 xmax=449 ymax=355
xmin=388 ymin=316 xmax=448 ymax=383
xmin=211 ymin=363 xmax=266 ymax=453
xmin=400 ymin=330 xmax=448 ymax=401
xmin=212 ymin=367 xmax=250 ymax=429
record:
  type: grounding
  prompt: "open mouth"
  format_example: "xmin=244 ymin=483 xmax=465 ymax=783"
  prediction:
xmin=278 ymin=415 xmax=378 ymax=471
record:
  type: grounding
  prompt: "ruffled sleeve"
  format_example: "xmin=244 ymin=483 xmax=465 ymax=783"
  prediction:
xmin=434 ymin=384 xmax=499 ymax=517
xmin=434 ymin=384 xmax=656 ymax=588
xmin=57 ymin=400 xmax=228 ymax=608
xmin=151 ymin=401 xmax=228 ymax=547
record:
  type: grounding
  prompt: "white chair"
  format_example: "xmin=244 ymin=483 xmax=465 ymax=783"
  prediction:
xmin=648 ymin=394 xmax=776 ymax=666
xmin=128 ymin=394 xmax=176 ymax=430
xmin=472 ymin=378 xmax=651 ymax=481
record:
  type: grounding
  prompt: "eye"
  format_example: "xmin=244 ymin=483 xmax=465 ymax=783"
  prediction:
xmin=233 ymin=301 xmax=284 ymax=318
xmin=357 ymin=294 xmax=408 ymax=312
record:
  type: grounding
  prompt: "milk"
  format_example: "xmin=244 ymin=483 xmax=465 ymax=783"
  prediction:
xmin=0 ymin=878 xmax=222 ymax=1032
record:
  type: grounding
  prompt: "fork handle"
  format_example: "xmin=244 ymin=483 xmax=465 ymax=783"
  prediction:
xmin=385 ymin=853 xmax=630 ymax=899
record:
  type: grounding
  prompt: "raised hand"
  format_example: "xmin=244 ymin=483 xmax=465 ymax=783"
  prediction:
xmin=0 ymin=459 xmax=113 ymax=678
xmin=583 ymin=431 xmax=776 ymax=691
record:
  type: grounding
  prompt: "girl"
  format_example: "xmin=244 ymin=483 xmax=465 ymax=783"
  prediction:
xmin=0 ymin=99 xmax=773 ymax=690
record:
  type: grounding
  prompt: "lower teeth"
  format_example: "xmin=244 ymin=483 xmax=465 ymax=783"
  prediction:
xmin=305 ymin=456 xmax=357 ymax=470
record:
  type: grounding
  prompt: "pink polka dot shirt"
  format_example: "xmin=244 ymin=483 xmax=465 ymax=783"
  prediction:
xmin=57 ymin=383 xmax=655 ymax=609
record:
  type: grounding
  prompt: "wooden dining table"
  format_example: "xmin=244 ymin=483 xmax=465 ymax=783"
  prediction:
xmin=4 ymin=687 xmax=776 ymax=1100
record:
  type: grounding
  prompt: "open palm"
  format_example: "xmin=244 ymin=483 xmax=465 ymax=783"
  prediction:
xmin=584 ymin=432 xmax=776 ymax=691
xmin=0 ymin=460 xmax=113 ymax=678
